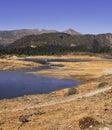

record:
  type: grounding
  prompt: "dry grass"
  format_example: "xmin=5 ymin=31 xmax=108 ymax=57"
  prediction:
xmin=0 ymin=57 xmax=41 ymax=70
xmin=0 ymin=89 xmax=111 ymax=130
xmin=32 ymin=61 xmax=112 ymax=82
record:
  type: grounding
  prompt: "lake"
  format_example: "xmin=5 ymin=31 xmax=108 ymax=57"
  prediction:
xmin=0 ymin=65 xmax=82 ymax=99
xmin=24 ymin=58 xmax=91 ymax=64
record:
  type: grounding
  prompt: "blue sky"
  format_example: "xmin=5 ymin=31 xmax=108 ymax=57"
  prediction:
xmin=0 ymin=0 xmax=112 ymax=34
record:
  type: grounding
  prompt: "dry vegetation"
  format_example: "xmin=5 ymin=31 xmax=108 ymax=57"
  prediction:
xmin=0 ymin=88 xmax=111 ymax=130
xmin=0 ymin=55 xmax=41 ymax=70
xmin=0 ymin=54 xmax=112 ymax=130
xmin=32 ymin=58 xmax=112 ymax=82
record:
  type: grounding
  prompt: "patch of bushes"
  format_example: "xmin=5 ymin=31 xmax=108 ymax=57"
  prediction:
xmin=79 ymin=117 xmax=100 ymax=130
xmin=68 ymin=87 xmax=77 ymax=95
xmin=98 ymin=82 xmax=108 ymax=88
xmin=19 ymin=115 xmax=29 ymax=123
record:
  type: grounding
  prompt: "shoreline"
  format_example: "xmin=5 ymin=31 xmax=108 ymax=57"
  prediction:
xmin=0 ymin=54 xmax=112 ymax=129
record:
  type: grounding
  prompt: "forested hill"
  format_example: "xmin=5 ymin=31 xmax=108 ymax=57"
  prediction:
xmin=2 ymin=32 xmax=112 ymax=55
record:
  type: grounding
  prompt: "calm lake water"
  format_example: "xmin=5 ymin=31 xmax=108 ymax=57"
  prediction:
xmin=24 ymin=58 xmax=91 ymax=64
xmin=0 ymin=65 xmax=82 ymax=99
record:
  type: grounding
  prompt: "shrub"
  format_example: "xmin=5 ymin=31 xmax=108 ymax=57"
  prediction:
xmin=98 ymin=82 xmax=108 ymax=88
xmin=19 ymin=115 xmax=29 ymax=123
xmin=68 ymin=87 xmax=77 ymax=95
xmin=79 ymin=117 xmax=100 ymax=130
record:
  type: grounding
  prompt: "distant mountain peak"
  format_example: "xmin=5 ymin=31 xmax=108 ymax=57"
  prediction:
xmin=64 ymin=28 xmax=81 ymax=35
xmin=39 ymin=29 xmax=58 ymax=34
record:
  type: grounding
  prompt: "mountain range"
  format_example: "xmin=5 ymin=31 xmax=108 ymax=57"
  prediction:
xmin=0 ymin=28 xmax=112 ymax=55
xmin=3 ymin=32 xmax=112 ymax=55
xmin=0 ymin=29 xmax=81 ymax=46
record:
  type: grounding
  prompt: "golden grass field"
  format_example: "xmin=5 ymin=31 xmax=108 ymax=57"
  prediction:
xmin=0 ymin=54 xmax=112 ymax=130
xmin=0 ymin=56 xmax=41 ymax=70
